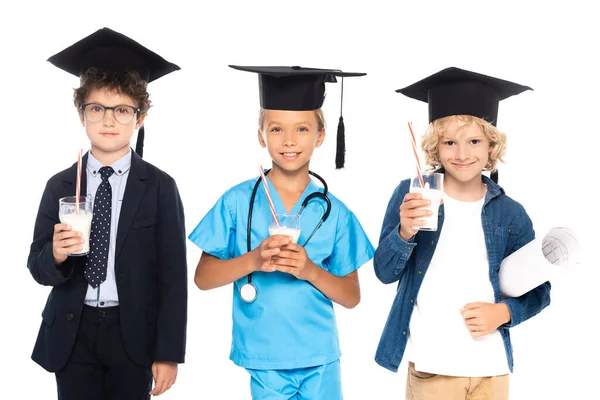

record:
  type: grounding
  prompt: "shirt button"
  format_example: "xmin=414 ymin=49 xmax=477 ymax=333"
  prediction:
xmin=403 ymin=331 xmax=407 ymax=336
xmin=100 ymin=301 xmax=105 ymax=306
xmin=418 ymin=270 xmax=422 ymax=275
xmin=410 ymin=299 xmax=414 ymax=304
xmin=431 ymin=240 xmax=435 ymax=246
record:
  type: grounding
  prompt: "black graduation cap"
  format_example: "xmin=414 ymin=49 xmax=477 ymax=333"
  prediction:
xmin=397 ymin=67 xmax=532 ymax=183
xmin=396 ymin=67 xmax=532 ymax=127
xmin=229 ymin=65 xmax=366 ymax=169
xmin=47 ymin=27 xmax=181 ymax=158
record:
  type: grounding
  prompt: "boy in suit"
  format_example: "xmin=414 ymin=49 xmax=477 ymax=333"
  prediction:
xmin=27 ymin=27 xmax=188 ymax=400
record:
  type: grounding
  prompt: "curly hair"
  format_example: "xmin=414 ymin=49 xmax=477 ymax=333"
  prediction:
xmin=73 ymin=67 xmax=151 ymax=114
xmin=421 ymin=115 xmax=507 ymax=171
xmin=258 ymin=108 xmax=326 ymax=133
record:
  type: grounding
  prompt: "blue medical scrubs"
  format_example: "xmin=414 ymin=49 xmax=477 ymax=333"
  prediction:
xmin=247 ymin=359 xmax=342 ymax=399
xmin=189 ymin=175 xmax=374 ymax=398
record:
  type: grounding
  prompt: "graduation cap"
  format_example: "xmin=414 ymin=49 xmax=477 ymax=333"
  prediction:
xmin=396 ymin=67 xmax=532 ymax=183
xmin=229 ymin=65 xmax=366 ymax=169
xmin=47 ymin=27 xmax=181 ymax=158
xmin=396 ymin=67 xmax=532 ymax=126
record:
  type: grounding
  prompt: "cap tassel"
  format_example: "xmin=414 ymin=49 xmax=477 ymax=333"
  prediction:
xmin=335 ymin=116 xmax=345 ymax=169
xmin=135 ymin=125 xmax=145 ymax=158
xmin=335 ymin=77 xmax=345 ymax=169
xmin=491 ymin=169 xmax=499 ymax=183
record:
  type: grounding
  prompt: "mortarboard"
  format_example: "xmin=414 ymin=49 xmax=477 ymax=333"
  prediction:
xmin=396 ymin=67 xmax=532 ymax=126
xmin=48 ymin=27 xmax=180 ymax=158
xmin=396 ymin=67 xmax=532 ymax=183
xmin=229 ymin=65 xmax=366 ymax=169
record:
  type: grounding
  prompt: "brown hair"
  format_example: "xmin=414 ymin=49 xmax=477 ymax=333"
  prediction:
xmin=73 ymin=67 xmax=151 ymax=114
xmin=421 ymin=115 xmax=507 ymax=171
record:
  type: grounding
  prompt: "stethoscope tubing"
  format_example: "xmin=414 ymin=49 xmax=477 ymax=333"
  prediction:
xmin=241 ymin=169 xmax=331 ymax=302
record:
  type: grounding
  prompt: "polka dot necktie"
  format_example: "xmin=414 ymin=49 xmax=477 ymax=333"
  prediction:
xmin=84 ymin=166 xmax=114 ymax=288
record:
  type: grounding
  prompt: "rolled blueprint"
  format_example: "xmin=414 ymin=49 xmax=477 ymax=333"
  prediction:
xmin=499 ymin=227 xmax=580 ymax=298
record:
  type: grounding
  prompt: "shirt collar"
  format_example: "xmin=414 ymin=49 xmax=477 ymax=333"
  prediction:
xmin=86 ymin=149 xmax=132 ymax=177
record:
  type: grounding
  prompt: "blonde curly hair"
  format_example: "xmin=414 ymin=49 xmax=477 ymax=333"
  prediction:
xmin=421 ymin=115 xmax=507 ymax=171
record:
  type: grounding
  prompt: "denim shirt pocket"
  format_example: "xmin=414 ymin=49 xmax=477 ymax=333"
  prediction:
xmin=494 ymin=225 xmax=521 ymax=237
xmin=494 ymin=224 xmax=521 ymax=264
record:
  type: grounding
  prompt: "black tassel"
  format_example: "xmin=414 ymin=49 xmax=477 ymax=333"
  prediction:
xmin=491 ymin=169 xmax=499 ymax=183
xmin=135 ymin=125 xmax=145 ymax=158
xmin=335 ymin=116 xmax=345 ymax=169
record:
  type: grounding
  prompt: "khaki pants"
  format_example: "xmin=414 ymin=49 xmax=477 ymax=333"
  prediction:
xmin=406 ymin=362 xmax=509 ymax=400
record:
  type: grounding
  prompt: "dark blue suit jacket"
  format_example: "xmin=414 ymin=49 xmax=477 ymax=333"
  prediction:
xmin=28 ymin=151 xmax=188 ymax=372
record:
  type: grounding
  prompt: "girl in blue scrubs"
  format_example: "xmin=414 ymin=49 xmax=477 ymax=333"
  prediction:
xmin=189 ymin=65 xmax=375 ymax=399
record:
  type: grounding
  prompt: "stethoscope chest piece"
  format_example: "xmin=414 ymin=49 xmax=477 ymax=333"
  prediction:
xmin=240 ymin=282 xmax=257 ymax=303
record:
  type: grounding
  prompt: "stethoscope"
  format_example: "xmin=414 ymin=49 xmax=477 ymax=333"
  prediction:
xmin=239 ymin=169 xmax=332 ymax=303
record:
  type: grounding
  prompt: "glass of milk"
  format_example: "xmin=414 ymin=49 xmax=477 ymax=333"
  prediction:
xmin=269 ymin=213 xmax=301 ymax=244
xmin=409 ymin=172 xmax=444 ymax=231
xmin=59 ymin=196 xmax=93 ymax=256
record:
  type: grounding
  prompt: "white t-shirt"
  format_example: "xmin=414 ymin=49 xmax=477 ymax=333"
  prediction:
xmin=406 ymin=193 xmax=510 ymax=377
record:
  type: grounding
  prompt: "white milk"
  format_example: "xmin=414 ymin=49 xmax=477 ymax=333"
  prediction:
xmin=268 ymin=226 xmax=301 ymax=244
xmin=409 ymin=186 xmax=443 ymax=231
xmin=60 ymin=213 xmax=93 ymax=255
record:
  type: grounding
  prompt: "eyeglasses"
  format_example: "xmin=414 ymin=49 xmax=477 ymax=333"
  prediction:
xmin=80 ymin=103 xmax=141 ymax=124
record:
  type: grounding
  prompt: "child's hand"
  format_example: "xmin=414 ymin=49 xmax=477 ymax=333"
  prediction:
xmin=252 ymin=235 xmax=291 ymax=272
xmin=52 ymin=223 xmax=83 ymax=265
xmin=460 ymin=302 xmax=511 ymax=338
xmin=150 ymin=361 xmax=178 ymax=396
xmin=399 ymin=193 xmax=432 ymax=241
xmin=272 ymin=243 xmax=319 ymax=281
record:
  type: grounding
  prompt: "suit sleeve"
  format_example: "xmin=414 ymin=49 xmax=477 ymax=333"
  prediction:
xmin=27 ymin=179 xmax=75 ymax=286
xmin=155 ymin=175 xmax=188 ymax=363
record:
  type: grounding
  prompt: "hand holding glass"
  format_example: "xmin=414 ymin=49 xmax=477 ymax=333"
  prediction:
xmin=268 ymin=213 xmax=301 ymax=243
xmin=409 ymin=173 xmax=444 ymax=231
xmin=59 ymin=196 xmax=93 ymax=256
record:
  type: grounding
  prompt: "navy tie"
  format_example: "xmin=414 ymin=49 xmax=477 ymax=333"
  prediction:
xmin=84 ymin=166 xmax=114 ymax=288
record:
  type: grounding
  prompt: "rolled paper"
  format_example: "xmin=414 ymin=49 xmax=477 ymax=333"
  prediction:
xmin=499 ymin=227 xmax=580 ymax=298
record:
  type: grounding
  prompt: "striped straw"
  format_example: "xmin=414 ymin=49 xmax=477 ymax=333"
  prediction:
xmin=76 ymin=149 xmax=83 ymax=214
xmin=258 ymin=166 xmax=280 ymax=228
xmin=408 ymin=122 xmax=425 ymax=188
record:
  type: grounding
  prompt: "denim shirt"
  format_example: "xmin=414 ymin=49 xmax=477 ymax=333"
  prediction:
xmin=373 ymin=175 xmax=551 ymax=373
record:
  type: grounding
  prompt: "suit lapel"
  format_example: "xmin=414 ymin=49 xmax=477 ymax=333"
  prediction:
xmin=115 ymin=151 xmax=147 ymax=260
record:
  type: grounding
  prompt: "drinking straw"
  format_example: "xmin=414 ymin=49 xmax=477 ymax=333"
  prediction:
xmin=76 ymin=148 xmax=83 ymax=214
xmin=258 ymin=166 xmax=280 ymax=228
xmin=408 ymin=122 xmax=425 ymax=188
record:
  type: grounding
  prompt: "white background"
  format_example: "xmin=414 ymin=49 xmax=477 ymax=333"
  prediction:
xmin=2 ymin=1 xmax=598 ymax=399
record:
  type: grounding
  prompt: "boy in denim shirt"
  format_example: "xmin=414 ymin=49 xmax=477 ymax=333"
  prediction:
xmin=373 ymin=67 xmax=551 ymax=400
